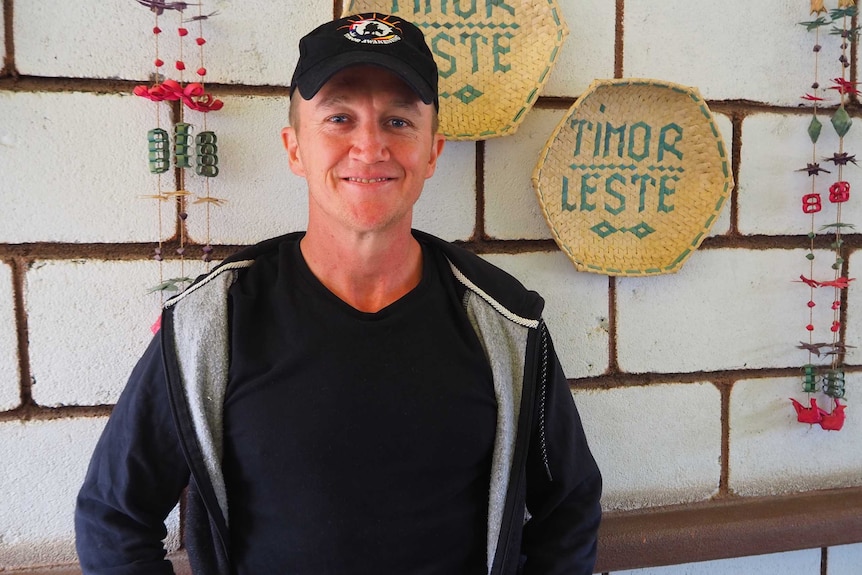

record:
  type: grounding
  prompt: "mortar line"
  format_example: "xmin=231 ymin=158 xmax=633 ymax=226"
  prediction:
xmin=9 ymin=256 xmax=33 ymax=409
xmin=614 ymin=0 xmax=624 ymax=79
xmin=606 ymin=276 xmax=619 ymax=374
xmin=2 ymin=0 xmax=14 ymax=77
xmin=475 ymin=140 xmax=486 ymax=241
xmin=728 ymin=112 xmax=743 ymax=237
xmin=718 ymin=380 xmax=732 ymax=496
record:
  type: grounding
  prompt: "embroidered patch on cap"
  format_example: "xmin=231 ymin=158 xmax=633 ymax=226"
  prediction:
xmin=342 ymin=15 xmax=403 ymax=45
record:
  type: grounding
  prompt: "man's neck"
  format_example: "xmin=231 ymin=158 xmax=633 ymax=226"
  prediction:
xmin=299 ymin=227 xmax=423 ymax=313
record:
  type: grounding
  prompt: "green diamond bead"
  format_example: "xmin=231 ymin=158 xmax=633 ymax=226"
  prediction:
xmin=806 ymin=253 xmax=815 ymax=260
xmin=831 ymin=106 xmax=852 ymax=137
xmin=809 ymin=115 xmax=823 ymax=143
xmin=808 ymin=232 xmax=817 ymax=239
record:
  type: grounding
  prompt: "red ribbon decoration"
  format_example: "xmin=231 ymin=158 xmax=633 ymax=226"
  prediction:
xmin=133 ymin=80 xmax=224 ymax=112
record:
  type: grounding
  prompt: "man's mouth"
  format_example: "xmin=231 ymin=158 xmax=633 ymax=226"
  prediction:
xmin=345 ymin=177 xmax=392 ymax=184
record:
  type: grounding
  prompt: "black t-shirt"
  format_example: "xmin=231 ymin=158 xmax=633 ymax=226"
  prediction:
xmin=223 ymin=238 xmax=497 ymax=574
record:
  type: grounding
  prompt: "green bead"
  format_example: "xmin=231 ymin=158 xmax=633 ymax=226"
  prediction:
xmin=806 ymin=253 xmax=815 ymax=260
xmin=831 ymin=106 xmax=852 ymax=137
xmin=808 ymin=115 xmax=823 ymax=143
xmin=808 ymin=232 xmax=816 ymax=239
xmin=832 ymin=239 xmax=844 ymax=248
xmin=832 ymin=262 xmax=841 ymax=270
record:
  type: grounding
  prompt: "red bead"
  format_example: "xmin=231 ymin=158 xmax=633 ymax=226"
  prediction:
xmin=196 ymin=67 xmax=207 ymax=76
xmin=175 ymin=61 xmax=186 ymax=70
xmin=829 ymin=181 xmax=850 ymax=203
xmin=153 ymin=26 xmax=162 ymax=34
xmin=196 ymin=37 xmax=206 ymax=46
xmin=154 ymin=58 xmax=164 ymax=67
xmin=832 ymin=301 xmax=841 ymax=310
xmin=806 ymin=324 xmax=815 ymax=331
xmin=831 ymin=322 xmax=841 ymax=332
xmin=807 ymin=300 xmax=816 ymax=308
xmin=178 ymin=27 xmax=189 ymax=36
xmin=802 ymin=193 xmax=822 ymax=214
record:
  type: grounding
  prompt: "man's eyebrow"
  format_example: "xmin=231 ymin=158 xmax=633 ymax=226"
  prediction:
xmin=314 ymin=94 xmax=424 ymax=114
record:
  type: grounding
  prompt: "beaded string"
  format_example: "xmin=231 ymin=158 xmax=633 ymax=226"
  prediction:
xmin=133 ymin=1 xmax=224 ymax=330
xmin=793 ymin=0 xmax=856 ymax=431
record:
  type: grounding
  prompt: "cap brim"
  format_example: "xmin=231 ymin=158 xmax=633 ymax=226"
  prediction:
xmin=294 ymin=52 xmax=437 ymax=106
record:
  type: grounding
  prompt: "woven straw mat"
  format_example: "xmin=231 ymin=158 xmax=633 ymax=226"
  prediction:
xmin=532 ymin=79 xmax=732 ymax=276
xmin=344 ymin=0 xmax=568 ymax=140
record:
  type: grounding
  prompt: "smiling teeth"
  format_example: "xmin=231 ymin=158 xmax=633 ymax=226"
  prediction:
xmin=347 ymin=177 xmax=389 ymax=183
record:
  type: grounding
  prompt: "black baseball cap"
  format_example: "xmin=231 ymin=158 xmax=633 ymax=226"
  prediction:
xmin=290 ymin=13 xmax=439 ymax=109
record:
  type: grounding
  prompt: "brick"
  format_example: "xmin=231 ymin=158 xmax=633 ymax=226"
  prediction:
xmin=624 ymin=2 xmax=813 ymax=105
xmin=708 ymin=113 xmax=733 ymax=236
xmin=617 ymin=249 xmax=838 ymax=373
xmin=0 ymin=263 xmax=20 ymax=411
xmin=612 ymin=548 xmax=820 ymax=575
xmin=0 ymin=418 xmax=105 ymax=568
xmin=737 ymin=113 xmax=862 ymax=235
xmin=729 ymin=376 xmax=862 ymax=497
xmin=413 ymin=139 xmax=477 ymax=241
xmin=829 ymin=543 xmax=862 ymax=575
xmin=0 ymin=92 xmax=174 ymax=243
xmin=14 ymin=1 xmax=331 ymax=86
xmin=184 ymin=95 xmax=308 ymax=245
xmin=481 ymin=251 xmax=609 ymax=378
xmin=573 ymin=383 xmax=721 ymax=511
xmin=485 ymin=108 xmax=564 ymax=240
xmin=541 ymin=0 xmax=616 ymax=98
xmin=26 ymin=259 xmax=206 ymax=406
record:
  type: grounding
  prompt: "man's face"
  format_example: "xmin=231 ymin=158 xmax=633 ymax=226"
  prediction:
xmin=283 ymin=65 xmax=445 ymax=239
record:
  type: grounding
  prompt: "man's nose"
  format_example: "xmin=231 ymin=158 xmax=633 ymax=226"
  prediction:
xmin=350 ymin=122 xmax=390 ymax=163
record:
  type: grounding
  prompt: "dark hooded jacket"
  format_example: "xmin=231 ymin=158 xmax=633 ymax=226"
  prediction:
xmin=75 ymin=231 xmax=602 ymax=575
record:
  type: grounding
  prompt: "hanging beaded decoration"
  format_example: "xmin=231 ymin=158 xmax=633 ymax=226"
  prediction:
xmin=132 ymin=0 xmax=225 ymax=332
xmin=792 ymin=0 xmax=857 ymax=431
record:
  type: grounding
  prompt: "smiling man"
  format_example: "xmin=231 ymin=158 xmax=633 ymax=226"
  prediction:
xmin=75 ymin=12 xmax=602 ymax=575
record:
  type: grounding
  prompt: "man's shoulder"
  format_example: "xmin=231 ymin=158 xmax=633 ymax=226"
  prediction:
xmin=413 ymin=230 xmax=545 ymax=322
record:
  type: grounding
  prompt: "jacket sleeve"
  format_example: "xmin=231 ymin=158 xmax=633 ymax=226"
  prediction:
xmin=521 ymin=324 xmax=602 ymax=575
xmin=75 ymin=334 xmax=190 ymax=575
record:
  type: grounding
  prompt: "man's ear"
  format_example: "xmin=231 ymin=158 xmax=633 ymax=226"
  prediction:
xmin=282 ymin=126 xmax=306 ymax=177
xmin=425 ymin=133 xmax=446 ymax=179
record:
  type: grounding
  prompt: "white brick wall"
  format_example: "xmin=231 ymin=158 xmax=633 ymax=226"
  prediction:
xmin=730 ymin=375 xmax=862 ymax=497
xmin=612 ymin=548 xmax=820 ymax=575
xmin=0 ymin=92 xmax=174 ymax=243
xmin=14 ymin=0 xmax=332 ymax=86
xmin=182 ymin=95 xmax=308 ymax=245
xmin=829 ymin=543 xmax=862 ymax=575
xmin=26 ymin=259 xmax=205 ymax=406
xmin=0 ymin=418 xmax=106 ymax=568
xmin=481 ymin=251 xmax=610 ymax=378
xmin=624 ymin=1 xmax=808 ymax=105
xmin=617 ymin=249 xmax=840 ymax=373
xmin=3 ymin=0 xmax=861 ymax=572
xmin=738 ymin=113 xmax=862 ymax=236
xmin=542 ymin=0 xmax=616 ymax=97
xmin=574 ymin=383 xmax=722 ymax=511
xmin=0 ymin=263 xmax=20 ymax=411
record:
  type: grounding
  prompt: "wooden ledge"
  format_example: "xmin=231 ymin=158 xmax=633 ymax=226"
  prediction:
xmin=596 ymin=486 xmax=862 ymax=572
xmin=9 ymin=488 xmax=862 ymax=574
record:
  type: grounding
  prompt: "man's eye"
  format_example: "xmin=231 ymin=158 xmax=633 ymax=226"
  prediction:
xmin=327 ymin=115 xmax=348 ymax=124
xmin=389 ymin=118 xmax=410 ymax=128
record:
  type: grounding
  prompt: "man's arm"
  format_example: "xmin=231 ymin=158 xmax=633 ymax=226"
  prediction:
xmin=521 ymin=326 xmax=602 ymax=575
xmin=75 ymin=335 xmax=190 ymax=575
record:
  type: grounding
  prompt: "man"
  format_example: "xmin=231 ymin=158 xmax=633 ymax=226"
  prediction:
xmin=75 ymin=12 xmax=602 ymax=575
